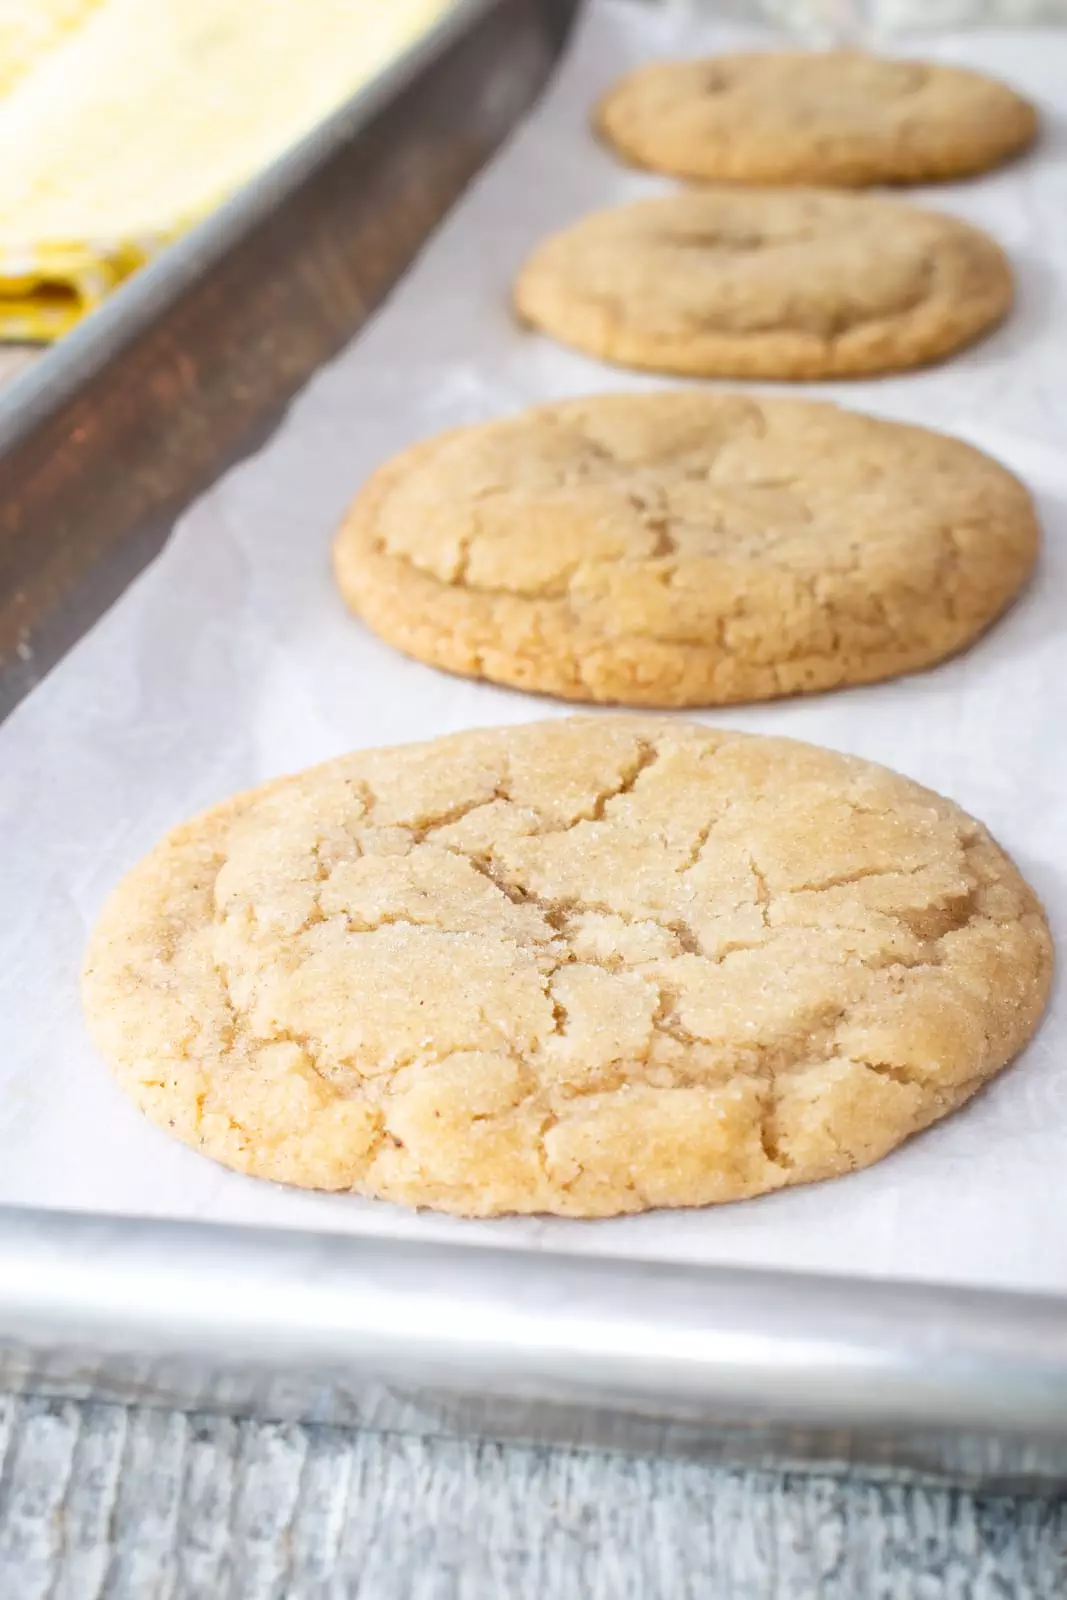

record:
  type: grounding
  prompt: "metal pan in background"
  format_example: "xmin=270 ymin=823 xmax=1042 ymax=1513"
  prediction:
xmin=1 ymin=0 xmax=1066 ymax=1493
xmin=0 ymin=0 xmax=578 ymax=718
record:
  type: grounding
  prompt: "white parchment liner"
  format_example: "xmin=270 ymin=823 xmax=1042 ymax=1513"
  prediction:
xmin=3 ymin=1 xmax=1066 ymax=1293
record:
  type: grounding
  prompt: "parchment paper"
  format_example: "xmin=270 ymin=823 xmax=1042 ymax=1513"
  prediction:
xmin=3 ymin=0 xmax=1067 ymax=1294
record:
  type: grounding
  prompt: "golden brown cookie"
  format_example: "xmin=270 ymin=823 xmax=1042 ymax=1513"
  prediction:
xmin=83 ymin=718 xmax=1052 ymax=1218
xmin=333 ymin=392 xmax=1037 ymax=708
xmin=513 ymin=190 xmax=1012 ymax=379
xmin=596 ymin=52 xmax=1038 ymax=189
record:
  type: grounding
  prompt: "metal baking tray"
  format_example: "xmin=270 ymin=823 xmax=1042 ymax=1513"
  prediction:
xmin=3 ymin=0 xmax=1067 ymax=1493
xmin=0 ymin=0 xmax=577 ymax=715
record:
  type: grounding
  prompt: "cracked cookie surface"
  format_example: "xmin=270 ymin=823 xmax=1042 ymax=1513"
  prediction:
xmin=513 ymin=191 xmax=1012 ymax=379
xmin=82 ymin=719 xmax=1052 ymax=1218
xmin=333 ymin=392 xmax=1038 ymax=708
xmin=596 ymin=52 xmax=1037 ymax=188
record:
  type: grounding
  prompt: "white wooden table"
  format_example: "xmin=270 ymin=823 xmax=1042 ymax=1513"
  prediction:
xmin=1 ymin=1394 xmax=1065 ymax=1597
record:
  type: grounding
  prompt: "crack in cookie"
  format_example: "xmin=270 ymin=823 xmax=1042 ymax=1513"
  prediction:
xmin=513 ymin=190 xmax=1012 ymax=379
xmin=595 ymin=52 xmax=1037 ymax=189
xmin=82 ymin=718 xmax=1052 ymax=1218
xmin=334 ymin=392 xmax=1038 ymax=708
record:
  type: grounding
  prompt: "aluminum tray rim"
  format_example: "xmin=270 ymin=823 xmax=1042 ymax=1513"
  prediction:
xmin=2 ymin=1203 xmax=1067 ymax=1446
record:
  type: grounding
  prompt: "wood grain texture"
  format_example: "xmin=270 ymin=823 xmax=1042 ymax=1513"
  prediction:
xmin=0 ymin=1396 xmax=1065 ymax=1597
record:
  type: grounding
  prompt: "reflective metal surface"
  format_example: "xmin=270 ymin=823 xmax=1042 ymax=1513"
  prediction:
xmin=3 ymin=1207 xmax=1067 ymax=1489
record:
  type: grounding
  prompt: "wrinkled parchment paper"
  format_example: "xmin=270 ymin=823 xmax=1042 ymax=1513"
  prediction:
xmin=3 ymin=0 xmax=1067 ymax=1293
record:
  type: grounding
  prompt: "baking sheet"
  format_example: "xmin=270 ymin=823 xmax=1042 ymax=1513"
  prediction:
xmin=3 ymin=0 xmax=1067 ymax=1295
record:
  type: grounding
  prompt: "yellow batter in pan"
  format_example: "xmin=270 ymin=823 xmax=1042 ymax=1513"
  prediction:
xmin=0 ymin=0 xmax=450 ymax=339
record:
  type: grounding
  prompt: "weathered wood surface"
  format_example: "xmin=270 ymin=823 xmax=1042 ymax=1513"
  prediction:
xmin=0 ymin=1396 xmax=1065 ymax=1598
